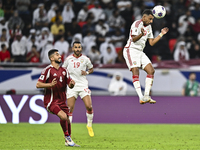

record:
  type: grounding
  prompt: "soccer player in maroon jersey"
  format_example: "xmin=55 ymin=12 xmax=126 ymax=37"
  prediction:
xmin=36 ymin=49 xmax=80 ymax=147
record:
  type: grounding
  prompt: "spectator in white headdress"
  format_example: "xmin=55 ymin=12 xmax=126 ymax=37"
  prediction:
xmin=108 ymin=71 xmax=127 ymax=96
xmin=173 ymin=41 xmax=190 ymax=61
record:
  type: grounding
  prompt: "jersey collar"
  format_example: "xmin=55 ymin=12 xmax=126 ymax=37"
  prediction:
xmin=73 ymin=53 xmax=82 ymax=58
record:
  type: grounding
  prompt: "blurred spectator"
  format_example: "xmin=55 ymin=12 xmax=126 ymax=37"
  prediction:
xmin=28 ymin=29 xmax=36 ymax=41
xmin=82 ymin=15 xmax=95 ymax=36
xmin=191 ymin=18 xmax=200 ymax=34
xmin=0 ymin=1 xmax=4 ymax=19
xmin=77 ymin=4 xmax=88 ymax=22
xmin=38 ymin=27 xmax=54 ymax=52
xmin=88 ymin=1 xmax=104 ymax=23
xmin=26 ymin=35 xmax=40 ymax=53
xmin=40 ymin=36 xmax=54 ymax=63
xmin=0 ymin=18 xmax=9 ymax=38
xmin=108 ymin=71 xmax=127 ymax=96
xmin=51 ymin=9 xmax=63 ymax=24
xmin=26 ymin=44 xmax=40 ymax=62
xmin=54 ymin=35 xmax=69 ymax=61
xmin=34 ymin=8 xmax=48 ymax=30
xmin=173 ymin=41 xmax=190 ymax=61
xmin=178 ymin=10 xmax=195 ymax=35
xmin=8 ymin=11 xmax=24 ymax=30
xmin=47 ymin=3 xmax=58 ymax=23
xmin=182 ymin=72 xmax=200 ymax=96
xmin=110 ymin=28 xmax=125 ymax=50
xmin=9 ymin=24 xmax=22 ymax=43
xmin=88 ymin=45 xmax=101 ymax=64
xmin=51 ymin=17 xmax=65 ymax=39
xmin=0 ymin=43 xmax=10 ymax=62
xmin=95 ymin=19 xmax=109 ymax=36
xmin=15 ymin=0 xmax=30 ymax=24
xmin=191 ymin=3 xmax=200 ymax=20
xmin=101 ymin=44 xmax=117 ymax=64
xmin=83 ymin=30 xmax=96 ymax=55
xmin=104 ymin=2 xmax=115 ymax=19
xmin=62 ymin=2 xmax=75 ymax=24
xmin=1 ymin=28 xmax=9 ymax=43
xmin=0 ymin=34 xmax=9 ymax=48
xmin=3 ymin=0 xmax=15 ymax=20
xmin=11 ymin=33 xmax=26 ymax=62
xmin=108 ymin=10 xmax=125 ymax=33
xmin=65 ymin=18 xmax=81 ymax=37
xmin=189 ymin=41 xmax=200 ymax=59
xmin=32 ymin=3 xmax=46 ymax=26
xmin=117 ymin=0 xmax=132 ymax=36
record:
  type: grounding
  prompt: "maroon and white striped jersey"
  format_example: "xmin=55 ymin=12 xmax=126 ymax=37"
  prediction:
xmin=38 ymin=65 xmax=71 ymax=108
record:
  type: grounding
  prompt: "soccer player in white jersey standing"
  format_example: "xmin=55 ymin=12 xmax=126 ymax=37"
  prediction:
xmin=123 ymin=9 xmax=169 ymax=104
xmin=62 ymin=41 xmax=94 ymax=137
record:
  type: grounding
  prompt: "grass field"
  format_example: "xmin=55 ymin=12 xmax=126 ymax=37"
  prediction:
xmin=0 ymin=123 xmax=200 ymax=150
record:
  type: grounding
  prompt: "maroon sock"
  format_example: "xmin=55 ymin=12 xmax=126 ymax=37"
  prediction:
xmin=68 ymin=121 xmax=71 ymax=136
xmin=60 ymin=120 xmax=69 ymax=136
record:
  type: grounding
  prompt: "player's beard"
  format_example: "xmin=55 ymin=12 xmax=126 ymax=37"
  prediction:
xmin=74 ymin=50 xmax=81 ymax=56
xmin=55 ymin=59 xmax=61 ymax=64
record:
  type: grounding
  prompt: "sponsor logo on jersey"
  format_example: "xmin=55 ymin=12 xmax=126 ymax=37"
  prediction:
xmin=133 ymin=61 xmax=137 ymax=65
xmin=62 ymin=71 xmax=66 ymax=76
xmin=80 ymin=59 xmax=84 ymax=63
xmin=53 ymin=73 xmax=57 ymax=76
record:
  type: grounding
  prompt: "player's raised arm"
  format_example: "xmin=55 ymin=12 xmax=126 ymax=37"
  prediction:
xmin=148 ymin=27 xmax=169 ymax=46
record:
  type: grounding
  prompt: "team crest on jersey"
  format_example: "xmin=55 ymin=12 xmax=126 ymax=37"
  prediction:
xmin=62 ymin=71 xmax=66 ymax=76
xmin=133 ymin=61 xmax=137 ymax=65
xmin=80 ymin=59 xmax=84 ymax=63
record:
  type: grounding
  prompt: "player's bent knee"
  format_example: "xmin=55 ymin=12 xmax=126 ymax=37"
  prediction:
xmin=86 ymin=106 xmax=93 ymax=111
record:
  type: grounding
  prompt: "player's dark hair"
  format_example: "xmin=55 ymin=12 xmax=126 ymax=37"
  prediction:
xmin=48 ymin=49 xmax=58 ymax=59
xmin=1 ymin=43 xmax=6 ymax=49
xmin=72 ymin=41 xmax=81 ymax=46
xmin=142 ymin=9 xmax=153 ymax=16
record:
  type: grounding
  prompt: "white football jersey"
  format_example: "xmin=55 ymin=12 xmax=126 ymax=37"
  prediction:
xmin=125 ymin=19 xmax=154 ymax=51
xmin=62 ymin=54 xmax=93 ymax=90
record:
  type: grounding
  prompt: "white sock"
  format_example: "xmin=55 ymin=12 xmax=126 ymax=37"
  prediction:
xmin=133 ymin=81 xmax=143 ymax=100
xmin=86 ymin=112 xmax=93 ymax=127
xmin=68 ymin=113 xmax=73 ymax=123
xmin=144 ymin=75 xmax=154 ymax=96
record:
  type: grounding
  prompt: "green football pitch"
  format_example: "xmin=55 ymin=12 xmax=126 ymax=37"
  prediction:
xmin=0 ymin=123 xmax=200 ymax=150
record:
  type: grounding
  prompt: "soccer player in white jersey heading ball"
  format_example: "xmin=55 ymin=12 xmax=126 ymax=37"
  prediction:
xmin=123 ymin=9 xmax=169 ymax=104
xmin=62 ymin=41 xmax=94 ymax=137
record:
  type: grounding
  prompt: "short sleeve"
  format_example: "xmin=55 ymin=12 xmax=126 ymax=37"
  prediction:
xmin=38 ymin=68 xmax=49 ymax=83
xmin=131 ymin=27 xmax=139 ymax=36
xmin=86 ymin=57 xmax=93 ymax=69
xmin=62 ymin=58 xmax=68 ymax=68
xmin=148 ymin=26 xmax=154 ymax=39
xmin=65 ymin=69 xmax=72 ymax=84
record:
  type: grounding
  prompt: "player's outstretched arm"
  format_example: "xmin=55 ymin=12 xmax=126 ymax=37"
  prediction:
xmin=148 ymin=27 xmax=169 ymax=46
xmin=81 ymin=68 xmax=94 ymax=76
xmin=68 ymin=79 xmax=75 ymax=89
xmin=36 ymin=78 xmax=57 ymax=88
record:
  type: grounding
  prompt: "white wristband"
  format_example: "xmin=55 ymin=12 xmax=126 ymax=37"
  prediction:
xmin=86 ymin=71 xmax=89 ymax=75
xmin=159 ymin=33 xmax=163 ymax=37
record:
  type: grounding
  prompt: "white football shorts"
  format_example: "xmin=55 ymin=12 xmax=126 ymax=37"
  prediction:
xmin=67 ymin=87 xmax=91 ymax=99
xmin=123 ymin=47 xmax=151 ymax=70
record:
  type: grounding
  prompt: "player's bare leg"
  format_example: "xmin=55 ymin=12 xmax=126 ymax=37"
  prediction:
xmin=82 ymin=95 xmax=94 ymax=137
xmin=67 ymin=97 xmax=76 ymax=123
xmin=144 ymin=63 xmax=156 ymax=104
xmin=131 ymin=67 xmax=149 ymax=104
xmin=57 ymin=110 xmax=80 ymax=147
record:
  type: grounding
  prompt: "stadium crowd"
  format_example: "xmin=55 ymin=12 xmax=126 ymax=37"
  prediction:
xmin=0 ymin=0 xmax=200 ymax=64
